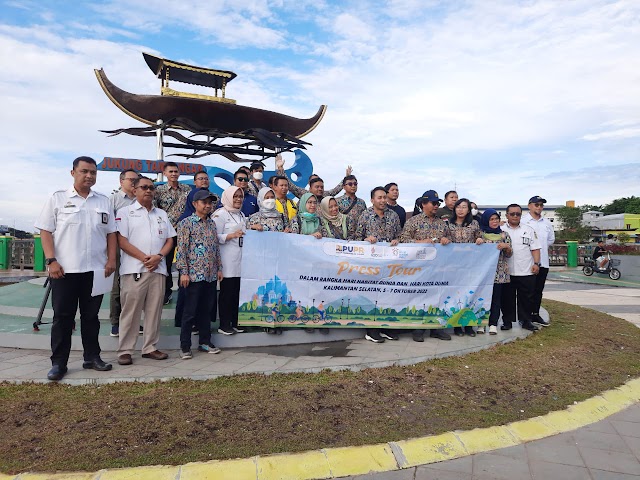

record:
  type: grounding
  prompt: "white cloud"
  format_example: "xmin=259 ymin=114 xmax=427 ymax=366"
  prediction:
xmin=582 ymin=127 xmax=640 ymax=141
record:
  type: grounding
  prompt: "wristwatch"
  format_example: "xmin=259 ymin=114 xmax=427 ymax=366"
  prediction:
xmin=45 ymin=257 xmax=57 ymax=265
xmin=534 ymin=262 xmax=542 ymax=267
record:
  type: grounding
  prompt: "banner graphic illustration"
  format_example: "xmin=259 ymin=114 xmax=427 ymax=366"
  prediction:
xmin=238 ymin=231 xmax=499 ymax=329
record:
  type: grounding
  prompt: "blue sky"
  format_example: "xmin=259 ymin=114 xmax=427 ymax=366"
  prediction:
xmin=1 ymin=0 xmax=639 ymax=231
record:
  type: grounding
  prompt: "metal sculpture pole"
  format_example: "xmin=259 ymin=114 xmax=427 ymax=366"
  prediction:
xmin=156 ymin=119 xmax=164 ymax=182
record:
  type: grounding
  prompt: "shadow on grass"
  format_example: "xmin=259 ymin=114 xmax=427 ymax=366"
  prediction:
xmin=1 ymin=299 xmax=639 ymax=474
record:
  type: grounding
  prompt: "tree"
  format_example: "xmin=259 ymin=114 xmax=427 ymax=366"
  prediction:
xmin=554 ymin=206 xmax=591 ymax=242
xmin=617 ymin=232 xmax=631 ymax=244
xmin=602 ymin=196 xmax=640 ymax=215
xmin=579 ymin=204 xmax=603 ymax=213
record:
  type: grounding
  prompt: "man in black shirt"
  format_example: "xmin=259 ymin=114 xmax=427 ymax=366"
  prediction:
xmin=592 ymin=240 xmax=608 ymax=270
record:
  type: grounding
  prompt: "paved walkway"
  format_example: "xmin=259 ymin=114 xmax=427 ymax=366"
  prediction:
xmin=0 ymin=279 xmax=639 ymax=479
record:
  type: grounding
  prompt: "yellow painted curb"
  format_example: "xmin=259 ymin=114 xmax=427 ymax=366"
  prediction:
xmin=4 ymin=378 xmax=640 ymax=480
xmin=181 ymin=458 xmax=257 ymax=480
xmin=323 ymin=444 xmax=397 ymax=477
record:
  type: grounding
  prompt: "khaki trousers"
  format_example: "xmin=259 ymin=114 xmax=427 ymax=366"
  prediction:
xmin=118 ymin=272 xmax=165 ymax=356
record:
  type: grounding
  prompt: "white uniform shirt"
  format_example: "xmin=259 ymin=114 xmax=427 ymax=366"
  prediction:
xmin=212 ymin=208 xmax=246 ymax=278
xmin=35 ymin=187 xmax=116 ymax=273
xmin=116 ymin=201 xmax=176 ymax=276
xmin=522 ymin=212 xmax=555 ymax=268
xmin=501 ymin=222 xmax=541 ymax=276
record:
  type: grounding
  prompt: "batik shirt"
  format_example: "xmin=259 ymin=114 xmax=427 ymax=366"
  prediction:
xmin=336 ymin=195 xmax=368 ymax=224
xmin=399 ymin=213 xmax=451 ymax=243
xmin=175 ymin=214 xmax=222 ymax=283
xmin=248 ymin=212 xmax=288 ymax=232
xmin=447 ymin=220 xmax=483 ymax=243
xmin=276 ymin=168 xmax=343 ymax=199
xmin=355 ymin=207 xmax=401 ymax=242
xmin=154 ymin=183 xmax=191 ymax=227
xmin=482 ymin=231 xmax=512 ymax=284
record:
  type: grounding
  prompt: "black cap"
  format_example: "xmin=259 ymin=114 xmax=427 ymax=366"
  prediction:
xmin=193 ymin=190 xmax=217 ymax=202
xmin=250 ymin=161 xmax=265 ymax=171
xmin=528 ymin=195 xmax=547 ymax=204
xmin=420 ymin=190 xmax=441 ymax=203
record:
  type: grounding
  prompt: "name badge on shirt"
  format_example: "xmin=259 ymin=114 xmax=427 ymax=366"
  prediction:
xmin=522 ymin=236 xmax=531 ymax=246
xmin=101 ymin=213 xmax=108 ymax=224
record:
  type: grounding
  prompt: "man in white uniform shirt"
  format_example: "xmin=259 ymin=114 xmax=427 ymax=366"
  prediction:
xmin=501 ymin=204 xmax=541 ymax=332
xmin=108 ymin=169 xmax=139 ymax=336
xmin=522 ymin=195 xmax=554 ymax=327
xmin=35 ymin=156 xmax=117 ymax=381
xmin=116 ymin=177 xmax=176 ymax=365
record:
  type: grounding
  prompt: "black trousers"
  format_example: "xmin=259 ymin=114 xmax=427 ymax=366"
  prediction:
xmin=531 ymin=267 xmax=549 ymax=315
xmin=180 ymin=280 xmax=215 ymax=349
xmin=164 ymin=239 xmax=176 ymax=299
xmin=175 ymin=284 xmax=218 ymax=327
xmin=218 ymin=277 xmax=241 ymax=330
xmin=501 ymin=275 xmax=535 ymax=328
xmin=488 ymin=282 xmax=505 ymax=327
xmin=50 ymin=272 xmax=103 ymax=366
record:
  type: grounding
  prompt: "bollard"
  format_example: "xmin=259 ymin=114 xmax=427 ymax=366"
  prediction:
xmin=566 ymin=241 xmax=578 ymax=268
xmin=0 ymin=236 xmax=12 ymax=270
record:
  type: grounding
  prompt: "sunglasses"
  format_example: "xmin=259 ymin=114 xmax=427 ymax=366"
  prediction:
xmin=137 ymin=185 xmax=156 ymax=191
xmin=345 ymin=182 xmax=358 ymax=187
xmin=236 ymin=177 xmax=249 ymax=182
xmin=533 ymin=203 xmax=544 ymax=207
xmin=508 ymin=212 xmax=522 ymax=217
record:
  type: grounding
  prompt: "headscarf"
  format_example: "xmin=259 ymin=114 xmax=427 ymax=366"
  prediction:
xmin=479 ymin=208 xmax=502 ymax=234
xmin=319 ymin=196 xmax=348 ymax=239
xmin=319 ymin=196 xmax=344 ymax=227
xmin=297 ymin=192 xmax=320 ymax=235
xmin=257 ymin=187 xmax=280 ymax=218
xmin=221 ymin=186 xmax=242 ymax=213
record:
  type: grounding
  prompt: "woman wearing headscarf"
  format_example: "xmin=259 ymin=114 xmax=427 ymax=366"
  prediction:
xmin=319 ymin=196 xmax=355 ymax=240
xmin=213 ymin=186 xmax=247 ymax=336
xmin=448 ymin=198 xmax=484 ymax=337
xmin=290 ymin=193 xmax=322 ymax=239
xmin=479 ymin=208 xmax=512 ymax=335
xmin=248 ymin=187 xmax=289 ymax=232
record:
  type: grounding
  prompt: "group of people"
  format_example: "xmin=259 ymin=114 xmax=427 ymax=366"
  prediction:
xmin=36 ymin=155 xmax=555 ymax=381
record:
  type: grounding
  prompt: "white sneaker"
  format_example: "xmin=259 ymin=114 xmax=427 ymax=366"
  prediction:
xmin=489 ymin=325 xmax=497 ymax=335
xmin=232 ymin=327 xmax=245 ymax=333
xmin=476 ymin=326 xmax=485 ymax=334
xmin=218 ymin=328 xmax=234 ymax=335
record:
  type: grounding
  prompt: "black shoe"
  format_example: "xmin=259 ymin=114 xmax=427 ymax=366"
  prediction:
xmin=454 ymin=327 xmax=464 ymax=337
xmin=464 ymin=326 xmax=476 ymax=337
xmin=500 ymin=325 xmax=512 ymax=331
xmin=380 ymin=331 xmax=399 ymax=341
xmin=82 ymin=357 xmax=113 ymax=371
xmin=365 ymin=331 xmax=385 ymax=343
xmin=47 ymin=364 xmax=67 ymax=381
xmin=532 ymin=315 xmax=550 ymax=327
xmin=412 ymin=331 xmax=424 ymax=342
xmin=521 ymin=322 xmax=539 ymax=332
xmin=163 ymin=292 xmax=172 ymax=305
xmin=430 ymin=329 xmax=452 ymax=340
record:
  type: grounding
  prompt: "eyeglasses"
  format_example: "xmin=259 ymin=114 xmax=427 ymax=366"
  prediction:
xmin=533 ymin=203 xmax=544 ymax=207
xmin=236 ymin=177 xmax=249 ymax=182
xmin=137 ymin=185 xmax=156 ymax=191
xmin=124 ymin=177 xmax=138 ymax=182
xmin=507 ymin=212 xmax=522 ymax=217
xmin=345 ymin=182 xmax=358 ymax=187
xmin=430 ymin=201 xmax=441 ymax=206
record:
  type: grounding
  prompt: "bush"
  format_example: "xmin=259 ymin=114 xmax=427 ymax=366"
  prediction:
xmin=608 ymin=244 xmax=640 ymax=255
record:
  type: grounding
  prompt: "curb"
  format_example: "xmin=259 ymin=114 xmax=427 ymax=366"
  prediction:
xmin=4 ymin=377 xmax=639 ymax=480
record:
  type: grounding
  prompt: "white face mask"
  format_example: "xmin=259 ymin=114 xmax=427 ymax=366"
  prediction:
xmin=471 ymin=208 xmax=478 ymax=216
xmin=253 ymin=172 xmax=264 ymax=181
xmin=262 ymin=199 xmax=276 ymax=210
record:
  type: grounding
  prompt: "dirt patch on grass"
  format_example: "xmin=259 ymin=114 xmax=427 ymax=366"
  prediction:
xmin=1 ymin=300 xmax=639 ymax=474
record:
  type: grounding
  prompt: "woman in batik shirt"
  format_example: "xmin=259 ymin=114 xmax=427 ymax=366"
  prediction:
xmin=248 ymin=187 xmax=289 ymax=232
xmin=479 ymin=209 xmax=512 ymax=335
xmin=319 ymin=196 xmax=355 ymax=240
xmin=448 ymin=198 xmax=484 ymax=337
xmin=290 ymin=193 xmax=322 ymax=238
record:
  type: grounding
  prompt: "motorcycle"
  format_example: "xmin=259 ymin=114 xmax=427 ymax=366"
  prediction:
xmin=582 ymin=251 xmax=621 ymax=280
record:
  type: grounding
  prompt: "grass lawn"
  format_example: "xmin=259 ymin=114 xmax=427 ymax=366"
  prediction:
xmin=1 ymin=299 xmax=639 ymax=474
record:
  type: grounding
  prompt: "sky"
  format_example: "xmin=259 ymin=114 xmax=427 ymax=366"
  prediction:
xmin=1 ymin=0 xmax=639 ymax=232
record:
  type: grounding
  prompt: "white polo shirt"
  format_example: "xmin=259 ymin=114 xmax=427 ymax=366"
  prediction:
xmin=35 ymin=187 xmax=116 ymax=273
xmin=501 ymin=222 xmax=541 ymax=277
xmin=522 ymin=212 xmax=555 ymax=268
xmin=116 ymin=201 xmax=176 ymax=276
